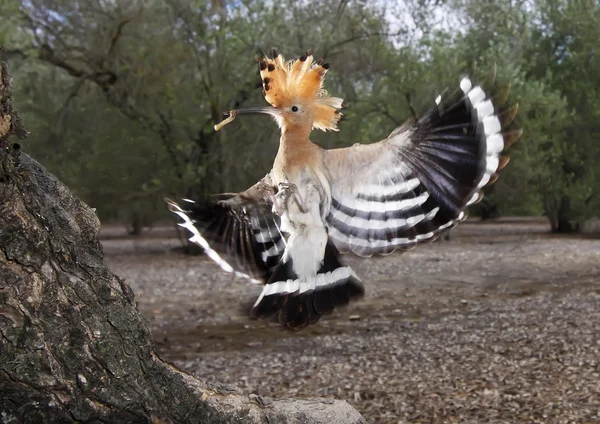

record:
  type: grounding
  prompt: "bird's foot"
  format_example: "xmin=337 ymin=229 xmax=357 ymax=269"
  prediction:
xmin=277 ymin=181 xmax=299 ymax=194
xmin=271 ymin=182 xmax=298 ymax=216
xmin=277 ymin=182 xmax=310 ymax=214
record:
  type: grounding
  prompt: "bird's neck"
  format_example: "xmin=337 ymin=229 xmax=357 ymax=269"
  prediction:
xmin=274 ymin=124 xmax=318 ymax=180
xmin=279 ymin=123 xmax=312 ymax=149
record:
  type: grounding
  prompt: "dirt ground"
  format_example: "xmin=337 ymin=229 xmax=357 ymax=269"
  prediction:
xmin=102 ymin=218 xmax=600 ymax=424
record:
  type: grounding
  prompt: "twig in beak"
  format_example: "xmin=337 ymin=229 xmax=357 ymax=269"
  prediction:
xmin=214 ymin=110 xmax=238 ymax=131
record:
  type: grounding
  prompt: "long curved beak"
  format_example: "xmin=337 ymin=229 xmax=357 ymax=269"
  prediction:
xmin=234 ymin=106 xmax=280 ymax=116
xmin=214 ymin=106 xmax=280 ymax=131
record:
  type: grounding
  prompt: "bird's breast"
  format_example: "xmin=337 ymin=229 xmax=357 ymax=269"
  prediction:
xmin=273 ymin=141 xmax=332 ymax=220
xmin=273 ymin=138 xmax=322 ymax=181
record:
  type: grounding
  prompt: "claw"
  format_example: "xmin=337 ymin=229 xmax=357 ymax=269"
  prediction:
xmin=278 ymin=181 xmax=298 ymax=193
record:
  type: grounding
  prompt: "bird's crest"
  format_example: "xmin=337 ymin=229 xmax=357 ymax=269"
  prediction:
xmin=258 ymin=49 xmax=343 ymax=131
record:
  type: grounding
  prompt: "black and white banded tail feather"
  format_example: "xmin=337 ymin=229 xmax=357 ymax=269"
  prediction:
xmin=166 ymin=197 xmax=285 ymax=284
xmin=251 ymin=242 xmax=364 ymax=330
xmin=324 ymin=72 xmax=522 ymax=257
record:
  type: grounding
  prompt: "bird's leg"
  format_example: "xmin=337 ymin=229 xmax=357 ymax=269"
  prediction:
xmin=270 ymin=183 xmax=292 ymax=216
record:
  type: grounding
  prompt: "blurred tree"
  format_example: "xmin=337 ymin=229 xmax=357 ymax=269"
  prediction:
xmin=524 ymin=0 xmax=600 ymax=231
xmin=2 ymin=0 xmax=598 ymax=232
xmin=4 ymin=0 xmax=421 ymax=227
xmin=448 ymin=0 xmax=600 ymax=231
xmin=5 ymin=58 xmax=176 ymax=229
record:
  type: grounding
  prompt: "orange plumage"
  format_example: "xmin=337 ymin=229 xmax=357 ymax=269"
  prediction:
xmin=258 ymin=50 xmax=343 ymax=131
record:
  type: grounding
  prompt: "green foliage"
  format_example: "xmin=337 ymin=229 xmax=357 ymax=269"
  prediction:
xmin=441 ymin=0 xmax=600 ymax=230
xmin=522 ymin=0 xmax=600 ymax=230
xmin=2 ymin=0 xmax=599 ymax=232
xmin=9 ymin=60 xmax=176 ymax=224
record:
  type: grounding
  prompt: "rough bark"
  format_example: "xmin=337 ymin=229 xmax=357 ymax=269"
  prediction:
xmin=0 ymin=60 xmax=365 ymax=424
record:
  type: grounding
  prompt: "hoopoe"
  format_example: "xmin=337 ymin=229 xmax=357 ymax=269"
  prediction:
xmin=167 ymin=49 xmax=521 ymax=330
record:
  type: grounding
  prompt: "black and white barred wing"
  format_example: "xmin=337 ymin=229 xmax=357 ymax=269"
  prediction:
xmin=323 ymin=75 xmax=521 ymax=257
xmin=166 ymin=175 xmax=286 ymax=283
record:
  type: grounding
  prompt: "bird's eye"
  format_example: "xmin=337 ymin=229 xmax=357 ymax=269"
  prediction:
xmin=291 ymin=106 xmax=299 ymax=112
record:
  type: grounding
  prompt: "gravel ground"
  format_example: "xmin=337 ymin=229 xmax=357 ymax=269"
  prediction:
xmin=103 ymin=219 xmax=600 ymax=423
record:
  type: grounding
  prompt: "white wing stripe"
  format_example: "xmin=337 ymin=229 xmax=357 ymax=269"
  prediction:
xmin=170 ymin=207 xmax=262 ymax=285
xmin=329 ymin=227 xmax=409 ymax=249
xmin=467 ymin=192 xmax=480 ymax=206
xmin=254 ymin=227 xmax=281 ymax=243
xmin=416 ymin=231 xmax=435 ymax=240
xmin=467 ymin=86 xmax=486 ymax=106
xmin=486 ymin=155 xmax=500 ymax=173
xmin=260 ymin=242 xmax=284 ymax=262
xmin=439 ymin=221 xmax=454 ymax=230
xmin=476 ymin=99 xmax=494 ymax=119
xmin=256 ymin=267 xmax=353 ymax=298
xmin=333 ymin=211 xmax=407 ymax=230
xmin=336 ymin=192 xmax=429 ymax=214
xmin=329 ymin=223 xmax=450 ymax=249
xmin=470 ymin=86 xmax=505 ymax=193
xmin=330 ymin=204 xmax=440 ymax=233
xmin=477 ymin=172 xmax=492 ymax=188
xmin=460 ymin=77 xmax=472 ymax=93
xmin=487 ymin=133 xmax=504 ymax=154
xmin=357 ymin=177 xmax=419 ymax=197
xmin=425 ymin=207 xmax=440 ymax=220
xmin=406 ymin=214 xmax=425 ymax=226
xmin=483 ymin=115 xmax=501 ymax=135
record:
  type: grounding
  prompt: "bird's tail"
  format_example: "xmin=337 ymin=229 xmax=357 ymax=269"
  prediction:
xmin=251 ymin=241 xmax=364 ymax=330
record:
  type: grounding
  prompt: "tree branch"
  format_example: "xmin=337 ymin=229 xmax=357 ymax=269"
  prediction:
xmin=47 ymin=77 xmax=87 ymax=144
xmin=404 ymin=91 xmax=418 ymax=121
xmin=323 ymin=31 xmax=405 ymax=57
xmin=107 ymin=9 xmax=142 ymax=57
xmin=361 ymin=99 xmax=403 ymax=126
xmin=0 ymin=49 xmax=29 ymax=61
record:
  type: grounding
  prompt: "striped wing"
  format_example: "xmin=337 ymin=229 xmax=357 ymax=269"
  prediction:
xmin=166 ymin=174 xmax=286 ymax=283
xmin=324 ymin=75 xmax=521 ymax=257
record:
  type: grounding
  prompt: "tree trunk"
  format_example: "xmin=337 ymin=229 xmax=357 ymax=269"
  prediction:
xmin=478 ymin=202 xmax=500 ymax=221
xmin=0 ymin=59 xmax=364 ymax=424
xmin=548 ymin=196 xmax=579 ymax=233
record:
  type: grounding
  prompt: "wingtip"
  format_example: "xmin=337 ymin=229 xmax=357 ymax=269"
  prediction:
xmin=492 ymin=83 xmax=511 ymax=106
xmin=503 ymin=128 xmax=523 ymax=149
xmin=485 ymin=63 xmax=497 ymax=86
xmin=164 ymin=197 xmax=180 ymax=212
xmin=499 ymin=103 xmax=519 ymax=127
xmin=497 ymin=155 xmax=511 ymax=171
xmin=460 ymin=77 xmax=472 ymax=93
xmin=486 ymin=173 xmax=500 ymax=187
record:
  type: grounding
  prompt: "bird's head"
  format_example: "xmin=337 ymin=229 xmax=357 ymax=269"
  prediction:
xmin=215 ymin=49 xmax=343 ymax=134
